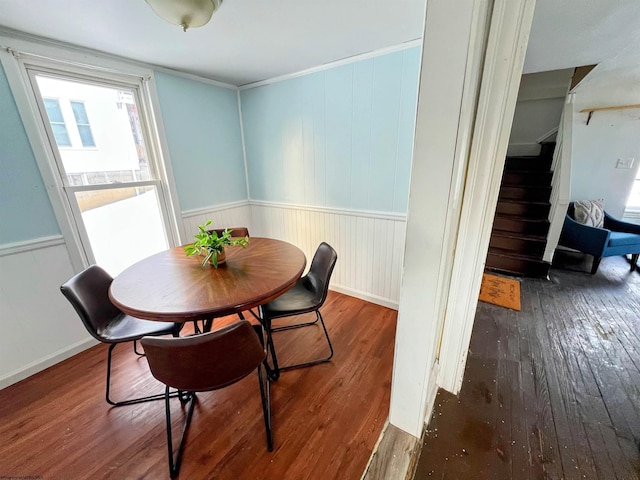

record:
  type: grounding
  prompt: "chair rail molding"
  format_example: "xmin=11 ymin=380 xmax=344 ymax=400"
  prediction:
xmin=182 ymin=199 xmax=251 ymax=218
xmin=182 ymin=200 xmax=253 ymax=238
xmin=0 ymin=234 xmax=64 ymax=257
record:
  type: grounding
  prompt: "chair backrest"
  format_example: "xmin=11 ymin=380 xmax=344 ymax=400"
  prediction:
xmin=304 ymin=242 xmax=338 ymax=307
xmin=60 ymin=265 xmax=121 ymax=342
xmin=210 ymin=227 xmax=250 ymax=238
xmin=141 ymin=321 xmax=266 ymax=392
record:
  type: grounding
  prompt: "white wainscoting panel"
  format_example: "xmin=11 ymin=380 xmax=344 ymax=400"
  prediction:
xmin=0 ymin=239 xmax=95 ymax=389
xmin=251 ymin=201 xmax=406 ymax=308
xmin=182 ymin=201 xmax=253 ymax=238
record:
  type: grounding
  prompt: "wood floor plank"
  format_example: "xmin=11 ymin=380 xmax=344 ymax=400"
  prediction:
xmin=414 ymin=254 xmax=640 ymax=480
xmin=0 ymin=291 xmax=395 ymax=480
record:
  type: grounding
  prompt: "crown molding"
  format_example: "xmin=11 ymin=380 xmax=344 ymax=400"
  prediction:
xmin=239 ymin=39 xmax=422 ymax=90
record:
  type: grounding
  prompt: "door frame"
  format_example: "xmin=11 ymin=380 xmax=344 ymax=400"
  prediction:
xmin=436 ymin=0 xmax=537 ymax=394
xmin=0 ymin=35 xmax=185 ymax=272
xmin=389 ymin=0 xmax=536 ymax=437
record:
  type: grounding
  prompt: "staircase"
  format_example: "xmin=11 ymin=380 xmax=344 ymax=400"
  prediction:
xmin=486 ymin=143 xmax=555 ymax=277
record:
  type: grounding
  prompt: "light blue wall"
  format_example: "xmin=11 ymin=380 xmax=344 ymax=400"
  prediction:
xmin=155 ymin=72 xmax=247 ymax=211
xmin=240 ymin=47 xmax=420 ymax=213
xmin=0 ymin=63 xmax=60 ymax=244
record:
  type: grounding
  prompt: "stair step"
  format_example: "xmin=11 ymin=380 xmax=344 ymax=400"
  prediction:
xmin=539 ymin=142 xmax=556 ymax=160
xmin=493 ymin=214 xmax=550 ymax=236
xmin=486 ymin=247 xmax=550 ymax=278
xmin=502 ymin=170 xmax=553 ymax=187
xmin=489 ymin=231 xmax=546 ymax=256
xmin=499 ymin=185 xmax=552 ymax=202
xmin=505 ymin=156 xmax=553 ymax=172
xmin=495 ymin=200 xmax=551 ymax=217
xmin=487 ymin=142 xmax=555 ymax=278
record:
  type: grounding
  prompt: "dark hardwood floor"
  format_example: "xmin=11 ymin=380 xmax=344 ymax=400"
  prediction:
xmin=0 ymin=292 xmax=396 ymax=479
xmin=414 ymin=251 xmax=640 ymax=480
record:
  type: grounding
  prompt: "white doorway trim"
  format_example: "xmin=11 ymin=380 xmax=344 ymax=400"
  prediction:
xmin=437 ymin=0 xmax=537 ymax=394
xmin=389 ymin=0 xmax=536 ymax=438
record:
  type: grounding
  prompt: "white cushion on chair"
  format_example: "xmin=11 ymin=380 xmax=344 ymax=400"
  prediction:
xmin=575 ymin=199 xmax=605 ymax=228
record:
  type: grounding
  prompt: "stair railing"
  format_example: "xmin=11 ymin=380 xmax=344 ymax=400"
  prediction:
xmin=543 ymin=94 xmax=573 ymax=262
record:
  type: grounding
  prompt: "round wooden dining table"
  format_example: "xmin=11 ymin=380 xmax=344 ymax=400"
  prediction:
xmin=109 ymin=237 xmax=307 ymax=324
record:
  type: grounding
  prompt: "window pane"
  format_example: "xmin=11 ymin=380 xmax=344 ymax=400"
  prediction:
xmin=36 ymin=76 xmax=151 ymax=185
xmin=78 ymin=125 xmax=96 ymax=147
xmin=75 ymin=186 xmax=168 ymax=275
xmin=44 ymin=98 xmax=64 ymax=122
xmin=51 ymin=123 xmax=71 ymax=147
xmin=70 ymin=101 xmax=89 ymax=124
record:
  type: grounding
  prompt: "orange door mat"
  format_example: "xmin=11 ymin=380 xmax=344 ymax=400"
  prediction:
xmin=478 ymin=273 xmax=521 ymax=311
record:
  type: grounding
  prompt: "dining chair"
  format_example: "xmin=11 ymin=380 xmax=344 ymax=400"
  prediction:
xmin=60 ymin=264 xmax=182 ymax=407
xmin=210 ymin=227 xmax=250 ymax=239
xmin=259 ymin=242 xmax=337 ymax=381
xmin=141 ymin=320 xmax=272 ymax=478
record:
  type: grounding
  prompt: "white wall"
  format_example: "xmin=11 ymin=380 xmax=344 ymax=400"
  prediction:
xmin=0 ymin=240 xmax=96 ymax=389
xmin=571 ymin=109 xmax=640 ymax=218
xmin=507 ymin=69 xmax=572 ymax=156
xmin=571 ymin=77 xmax=640 ymax=218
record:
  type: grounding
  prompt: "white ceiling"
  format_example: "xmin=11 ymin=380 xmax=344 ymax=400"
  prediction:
xmin=0 ymin=0 xmax=639 ymax=86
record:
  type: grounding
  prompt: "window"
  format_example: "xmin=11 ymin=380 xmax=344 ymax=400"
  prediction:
xmin=70 ymin=101 xmax=96 ymax=147
xmin=43 ymin=98 xmax=71 ymax=147
xmin=30 ymin=70 xmax=174 ymax=275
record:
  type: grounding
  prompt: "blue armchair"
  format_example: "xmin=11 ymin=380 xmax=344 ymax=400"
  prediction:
xmin=559 ymin=202 xmax=640 ymax=274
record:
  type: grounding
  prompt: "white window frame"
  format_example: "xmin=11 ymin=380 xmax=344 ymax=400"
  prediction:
xmin=0 ymin=37 xmax=185 ymax=271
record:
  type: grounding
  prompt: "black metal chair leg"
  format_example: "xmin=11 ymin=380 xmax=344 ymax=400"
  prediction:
xmin=262 ymin=318 xmax=281 ymax=381
xmin=133 ymin=340 xmax=145 ymax=356
xmin=106 ymin=343 xmax=180 ymax=407
xmin=193 ymin=321 xmax=202 ymax=334
xmin=277 ymin=311 xmax=334 ymax=373
xmin=165 ymin=387 xmax=197 ymax=479
xmin=270 ymin=314 xmax=320 ymax=332
xmin=257 ymin=364 xmax=273 ymax=451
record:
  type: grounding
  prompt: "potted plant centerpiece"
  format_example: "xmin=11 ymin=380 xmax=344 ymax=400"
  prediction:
xmin=184 ymin=220 xmax=249 ymax=267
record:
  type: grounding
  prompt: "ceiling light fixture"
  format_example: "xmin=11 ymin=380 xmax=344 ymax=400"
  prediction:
xmin=145 ymin=0 xmax=223 ymax=32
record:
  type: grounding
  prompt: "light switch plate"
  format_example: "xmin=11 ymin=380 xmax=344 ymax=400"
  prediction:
xmin=616 ymin=158 xmax=635 ymax=169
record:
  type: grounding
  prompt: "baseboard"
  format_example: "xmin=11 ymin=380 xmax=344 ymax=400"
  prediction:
xmin=0 ymin=337 xmax=98 ymax=390
xmin=330 ymin=284 xmax=399 ymax=310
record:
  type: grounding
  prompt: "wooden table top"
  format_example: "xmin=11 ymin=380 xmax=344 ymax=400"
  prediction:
xmin=109 ymin=237 xmax=306 ymax=322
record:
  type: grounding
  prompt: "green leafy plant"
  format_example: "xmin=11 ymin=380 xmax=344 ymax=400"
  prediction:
xmin=184 ymin=220 xmax=249 ymax=267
